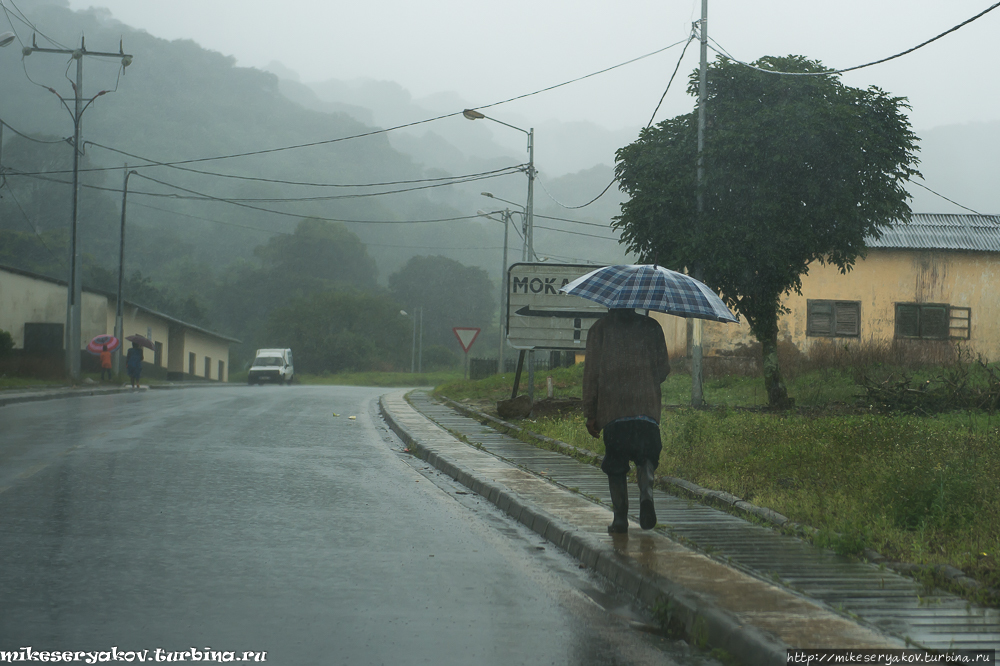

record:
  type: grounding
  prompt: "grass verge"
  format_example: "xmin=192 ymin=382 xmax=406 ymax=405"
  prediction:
xmin=436 ymin=367 xmax=1000 ymax=605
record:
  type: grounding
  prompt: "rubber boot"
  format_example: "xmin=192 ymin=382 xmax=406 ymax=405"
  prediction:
xmin=607 ymin=474 xmax=629 ymax=534
xmin=637 ymin=461 xmax=657 ymax=530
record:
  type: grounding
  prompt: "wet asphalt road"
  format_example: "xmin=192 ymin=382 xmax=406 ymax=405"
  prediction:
xmin=0 ymin=385 xmax=714 ymax=666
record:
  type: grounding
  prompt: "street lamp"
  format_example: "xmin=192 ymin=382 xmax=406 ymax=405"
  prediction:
xmin=0 ymin=32 xmax=15 ymax=48
xmin=463 ymin=109 xmax=535 ymax=261
xmin=400 ymin=309 xmax=423 ymax=373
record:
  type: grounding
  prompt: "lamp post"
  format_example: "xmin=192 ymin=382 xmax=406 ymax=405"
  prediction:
xmin=463 ymin=109 xmax=535 ymax=261
xmin=400 ymin=308 xmax=423 ymax=373
xmin=21 ymin=35 xmax=133 ymax=381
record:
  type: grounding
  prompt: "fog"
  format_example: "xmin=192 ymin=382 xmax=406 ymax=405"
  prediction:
xmin=58 ymin=0 xmax=1000 ymax=211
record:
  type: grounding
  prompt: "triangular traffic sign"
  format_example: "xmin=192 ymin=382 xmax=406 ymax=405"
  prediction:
xmin=452 ymin=327 xmax=480 ymax=353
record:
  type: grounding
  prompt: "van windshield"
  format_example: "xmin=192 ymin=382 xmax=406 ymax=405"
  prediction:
xmin=253 ymin=357 xmax=283 ymax=367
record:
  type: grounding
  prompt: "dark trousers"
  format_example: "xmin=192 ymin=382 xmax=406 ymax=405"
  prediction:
xmin=100 ymin=368 xmax=112 ymax=381
xmin=601 ymin=419 xmax=662 ymax=476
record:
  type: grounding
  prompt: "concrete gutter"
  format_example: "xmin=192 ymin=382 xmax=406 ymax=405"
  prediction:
xmin=380 ymin=390 xmax=904 ymax=665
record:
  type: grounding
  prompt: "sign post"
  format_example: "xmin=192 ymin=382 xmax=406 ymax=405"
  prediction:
xmin=452 ymin=327 xmax=481 ymax=379
xmin=505 ymin=263 xmax=607 ymax=399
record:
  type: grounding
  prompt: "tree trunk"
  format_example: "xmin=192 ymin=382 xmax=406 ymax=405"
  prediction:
xmin=761 ymin=328 xmax=793 ymax=409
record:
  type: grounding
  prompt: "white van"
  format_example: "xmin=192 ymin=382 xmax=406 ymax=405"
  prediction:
xmin=248 ymin=348 xmax=294 ymax=385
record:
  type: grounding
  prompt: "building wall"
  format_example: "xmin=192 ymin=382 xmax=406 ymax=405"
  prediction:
xmin=182 ymin=329 xmax=230 ymax=381
xmin=0 ymin=269 xmax=108 ymax=349
xmin=113 ymin=306 xmax=173 ymax=370
xmin=654 ymin=249 xmax=1000 ymax=362
xmin=2 ymin=268 xmax=233 ymax=380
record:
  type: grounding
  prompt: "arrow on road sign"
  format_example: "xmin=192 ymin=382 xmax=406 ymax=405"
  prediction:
xmin=452 ymin=327 xmax=480 ymax=353
xmin=514 ymin=306 xmax=604 ymax=319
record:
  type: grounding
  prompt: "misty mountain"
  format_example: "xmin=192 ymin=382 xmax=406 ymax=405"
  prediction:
xmin=0 ymin=0 xmax=519 ymax=289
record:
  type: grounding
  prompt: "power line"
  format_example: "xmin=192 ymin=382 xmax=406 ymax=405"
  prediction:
xmin=534 ymin=224 xmax=619 ymax=241
xmin=83 ymin=141 xmax=525 ymax=187
xmin=0 ymin=118 xmax=71 ymax=144
xmin=44 ymin=38 xmax=694 ymax=172
xmin=128 ymin=172 xmax=494 ymax=225
xmin=538 ymin=33 xmax=697 ymax=211
xmin=129 ymin=200 xmax=507 ymax=251
xmin=910 ymin=180 xmax=983 ymax=215
xmin=7 ymin=165 xmax=523 ymax=209
xmin=2 ymin=0 xmax=69 ymax=49
xmin=708 ymin=1 xmax=1000 ymax=77
xmin=533 ymin=213 xmax=612 ymax=229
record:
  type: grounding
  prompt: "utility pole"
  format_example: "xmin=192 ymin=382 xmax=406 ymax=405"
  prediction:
xmin=498 ymin=209 xmax=510 ymax=373
xmin=22 ymin=35 xmax=133 ymax=381
xmin=115 ymin=165 xmax=136 ymax=377
xmin=691 ymin=0 xmax=708 ymax=408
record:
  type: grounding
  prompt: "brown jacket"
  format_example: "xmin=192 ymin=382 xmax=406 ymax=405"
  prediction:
xmin=582 ymin=309 xmax=670 ymax=430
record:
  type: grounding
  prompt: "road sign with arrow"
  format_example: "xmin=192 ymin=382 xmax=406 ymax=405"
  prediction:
xmin=506 ymin=263 xmax=607 ymax=350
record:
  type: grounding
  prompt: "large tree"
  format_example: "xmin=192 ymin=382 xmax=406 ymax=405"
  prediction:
xmin=614 ymin=55 xmax=920 ymax=406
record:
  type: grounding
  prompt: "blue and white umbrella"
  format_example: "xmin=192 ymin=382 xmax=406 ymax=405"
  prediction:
xmin=560 ymin=264 xmax=739 ymax=323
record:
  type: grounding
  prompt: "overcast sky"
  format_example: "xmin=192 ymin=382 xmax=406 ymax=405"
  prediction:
xmin=62 ymin=0 xmax=1000 ymax=133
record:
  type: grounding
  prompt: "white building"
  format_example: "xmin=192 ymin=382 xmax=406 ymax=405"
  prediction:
xmin=0 ymin=264 xmax=239 ymax=381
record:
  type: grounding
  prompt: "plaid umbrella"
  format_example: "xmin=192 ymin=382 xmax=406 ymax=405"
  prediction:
xmin=560 ymin=264 xmax=738 ymax=323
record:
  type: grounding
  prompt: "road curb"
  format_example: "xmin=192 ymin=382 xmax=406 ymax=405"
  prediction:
xmin=379 ymin=391 xmax=790 ymax=666
xmin=0 ymin=382 xmax=228 ymax=408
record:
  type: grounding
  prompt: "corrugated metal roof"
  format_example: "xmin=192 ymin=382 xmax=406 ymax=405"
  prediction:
xmin=866 ymin=213 xmax=1000 ymax=252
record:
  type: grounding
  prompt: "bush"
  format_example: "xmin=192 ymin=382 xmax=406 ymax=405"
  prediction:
xmin=0 ymin=329 xmax=13 ymax=357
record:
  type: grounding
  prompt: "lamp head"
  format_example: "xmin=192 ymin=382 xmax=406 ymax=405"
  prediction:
xmin=463 ymin=109 xmax=485 ymax=121
xmin=0 ymin=32 xmax=15 ymax=48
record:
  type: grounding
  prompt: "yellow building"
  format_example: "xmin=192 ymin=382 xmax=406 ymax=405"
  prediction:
xmin=652 ymin=214 xmax=1000 ymax=365
xmin=0 ymin=264 xmax=239 ymax=381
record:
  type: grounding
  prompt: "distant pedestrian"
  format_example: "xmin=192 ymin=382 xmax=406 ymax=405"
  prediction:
xmin=125 ymin=341 xmax=143 ymax=388
xmin=99 ymin=344 xmax=113 ymax=382
xmin=583 ymin=308 xmax=670 ymax=534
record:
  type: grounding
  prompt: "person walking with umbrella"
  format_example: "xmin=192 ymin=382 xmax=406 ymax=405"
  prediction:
xmin=564 ymin=264 xmax=739 ymax=534
xmin=125 ymin=340 xmax=143 ymax=388
xmin=582 ymin=308 xmax=670 ymax=534
xmin=99 ymin=344 xmax=113 ymax=382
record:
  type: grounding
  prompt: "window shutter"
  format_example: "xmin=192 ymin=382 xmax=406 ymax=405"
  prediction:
xmin=808 ymin=301 xmax=833 ymax=336
xmin=834 ymin=302 xmax=860 ymax=336
xmin=921 ymin=305 xmax=948 ymax=339
xmin=949 ymin=307 xmax=971 ymax=340
xmin=896 ymin=304 xmax=920 ymax=338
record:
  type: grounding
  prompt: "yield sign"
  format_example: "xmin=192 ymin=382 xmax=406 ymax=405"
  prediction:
xmin=452 ymin=327 xmax=480 ymax=353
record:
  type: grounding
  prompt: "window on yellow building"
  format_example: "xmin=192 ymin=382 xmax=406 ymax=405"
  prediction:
xmin=895 ymin=303 xmax=971 ymax=340
xmin=807 ymin=300 xmax=860 ymax=337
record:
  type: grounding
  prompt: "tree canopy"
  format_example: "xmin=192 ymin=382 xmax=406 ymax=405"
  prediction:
xmin=614 ymin=55 xmax=920 ymax=405
xmin=388 ymin=255 xmax=496 ymax=352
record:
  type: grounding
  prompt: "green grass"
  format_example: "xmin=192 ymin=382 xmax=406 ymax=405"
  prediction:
xmin=0 ymin=376 xmax=71 ymax=390
xmin=296 ymin=369 xmax=462 ymax=387
xmin=435 ymin=365 xmax=1000 ymax=601
xmin=438 ymin=364 xmax=860 ymax=409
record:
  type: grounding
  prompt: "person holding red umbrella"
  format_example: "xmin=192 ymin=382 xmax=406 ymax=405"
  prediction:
xmin=99 ymin=345 xmax=113 ymax=382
